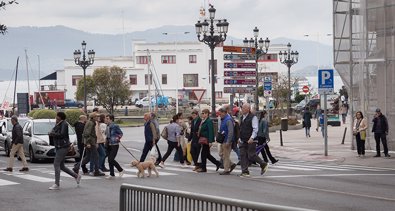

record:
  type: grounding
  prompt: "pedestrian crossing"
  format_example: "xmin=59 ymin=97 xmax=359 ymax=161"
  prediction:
xmin=1 ymin=161 xmax=394 ymax=187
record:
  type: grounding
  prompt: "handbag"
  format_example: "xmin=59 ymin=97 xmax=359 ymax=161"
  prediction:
xmin=360 ymin=130 xmax=366 ymax=141
xmin=198 ymin=136 xmax=209 ymax=145
xmin=216 ymin=132 xmax=225 ymax=144
xmin=66 ymin=144 xmax=76 ymax=156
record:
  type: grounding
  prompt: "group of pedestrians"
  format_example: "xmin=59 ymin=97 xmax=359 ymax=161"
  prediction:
xmin=139 ymin=103 xmax=274 ymax=177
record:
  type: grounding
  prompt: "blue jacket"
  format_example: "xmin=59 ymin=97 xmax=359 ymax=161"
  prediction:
xmin=219 ymin=114 xmax=233 ymax=143
xmin=144 ymin=120 xmax=154 ymax=143
xmin=107 ymin=122 xmax=123 ymax=145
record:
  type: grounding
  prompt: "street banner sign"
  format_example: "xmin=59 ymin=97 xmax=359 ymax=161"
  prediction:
xmin=224 ymin=87 xmax=255 ymax=93
xmin=263 ymin=81 xmax=272 ymax=91
xmin=263 ymin=76 xmax=272 ymax=82
xmin=223 ymin=46 xmax=256 ymax=54
xmin=302 ymin=85 xmax=309 ymax=93
xmin=318 ymin=69 xmax=334 ymax=94
xmin=224 ymin=63 xmax=256 ymax=69
xmin=223 ymin=54 xmax=255 ymax=61
xmin=224 ymin=79 xmax=256 ymax=85
xmin=224 ymin=71 xmax=256 ymax=77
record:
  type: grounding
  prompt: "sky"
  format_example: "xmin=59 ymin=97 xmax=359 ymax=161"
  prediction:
xmin=0 ymin=0 xmax=333 ymax=45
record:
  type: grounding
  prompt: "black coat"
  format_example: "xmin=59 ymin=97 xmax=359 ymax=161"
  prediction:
xmin=188 ymin=117 xmax=201 ymax=143
xmin=303 ymin=111 xmax=312 ymax=128
xmin=51 ymin=120 xmax=70 ymax=149
xmin=12 ymin=122 xmax=23 ymax=144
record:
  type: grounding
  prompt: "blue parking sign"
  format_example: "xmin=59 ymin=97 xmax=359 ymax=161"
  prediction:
xmin=318 ymin=69 xmax=334 ymax=94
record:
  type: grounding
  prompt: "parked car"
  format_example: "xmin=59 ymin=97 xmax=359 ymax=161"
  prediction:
xmin=64 ymin=99 xmax=84 ymax=108
xmin=0 ymin=117 xmax=30 ymax=156
xmin=21 ymin=119 xmax=79 ymax=162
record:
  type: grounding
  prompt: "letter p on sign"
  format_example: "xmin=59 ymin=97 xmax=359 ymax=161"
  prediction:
xmin=318 ymin=69 xmax=334 ymax=94
xmin=321 ymin=71 xmax=331 ymax=85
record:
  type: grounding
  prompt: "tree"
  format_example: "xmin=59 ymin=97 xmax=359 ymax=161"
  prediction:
xmin=294 ymin=92 xmax=306 ymax=103
xmin=78 ymin=66 xmax=130 ymax=114
xmin=0 ymin=1 xmax=18 ymax=35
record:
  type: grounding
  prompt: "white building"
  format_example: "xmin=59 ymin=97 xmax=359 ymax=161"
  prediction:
xmin=55 ymin=41 xmax=288 ymax=104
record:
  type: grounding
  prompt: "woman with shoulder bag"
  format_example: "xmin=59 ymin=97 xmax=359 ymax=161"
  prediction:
xmin=196 ymin=109 xmax=221 ymax=173
xmin=257 ymin=110 xmax=278 ymax=164
xmin=48 ymin=112 xmax=81 ymax=190
xmin=159 ymin=115 xmax=185 ymax=168
xmin=353 ymin=111 xmax=368 ymax=157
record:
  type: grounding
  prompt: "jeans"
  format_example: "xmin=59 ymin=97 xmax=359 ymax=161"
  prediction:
xmin=140 ymin=141 xmax=153 ymax=162
xmin=258 ymin=137 xmax=276 ymax=163
xmin=305 ymin=127 xmax=311 ymax=137
xmin=190 ymin=142 xmax=201 ymax=166
xmin=239 ymin=141 xmax=266 ymax=174
xmin=374 ymin=133 xmax=388 ymax=155
xmin=54 ymin=147 xmax=77 ymax=186
xmin=355 ymin=133 xmax=365 ymax=155
xmin=90 ymin=143 xmax=106 ymax=171
xmin=154 ymin=142 xmax=162 ymax=164
xmin=81 ymin=144 xmax=99 ymax=173
xmin=108 ymin=145 xmax=123 ymax=176
xmin=161 ymin=141 xmax=184 ymax=164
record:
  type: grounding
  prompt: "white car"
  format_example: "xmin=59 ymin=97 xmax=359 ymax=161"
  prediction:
xmin=22 ymin=119 xmax=79 ymax=163
xmin=135 ymin=97 xmax=156 ymax=108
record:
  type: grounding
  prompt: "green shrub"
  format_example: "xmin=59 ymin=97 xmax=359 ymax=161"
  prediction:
xmin=28 ymin=109 xmax=38 ymax=118
xmin=65 ymin=109 xmax=86 ymax=126
xmin=32 ymin=109 xmax=57 ymax=119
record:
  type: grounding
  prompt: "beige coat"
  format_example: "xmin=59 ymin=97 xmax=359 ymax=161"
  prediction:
xmin=353 ymin=118 xmax=368 ymax=133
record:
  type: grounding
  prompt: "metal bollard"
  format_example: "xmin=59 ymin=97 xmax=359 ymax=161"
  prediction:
xmin=280 ymin=129 xmax=283 ymax=146
xmin=341 ymin=127 xmax=347 ymax=144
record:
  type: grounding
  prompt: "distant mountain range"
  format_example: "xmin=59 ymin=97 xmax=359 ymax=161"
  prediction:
xmin=0 ymin=25 xmax=333 ymax=80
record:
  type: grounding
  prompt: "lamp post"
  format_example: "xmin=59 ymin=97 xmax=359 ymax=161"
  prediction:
xmin=195 ymin=5 xmax=229 ymax=118
xmin=279 ymin=43 xmax=299 ymax=118
xmin=243 ymin=27 xmax=270 ymax=111
xmin=74 ymin=41 xmax=95 ymax=113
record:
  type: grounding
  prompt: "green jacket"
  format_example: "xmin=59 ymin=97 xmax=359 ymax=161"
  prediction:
xmin=83 ymin=119 xmax=97 ymax=145
xmin=199 ymin=118 xmax=215 ymax=143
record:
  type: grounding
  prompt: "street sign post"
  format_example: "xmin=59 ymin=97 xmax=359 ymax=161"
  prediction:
xmin=224 ymin=63 xmax=256 ymax=69
xmin=223 ymin=54 xmax=255 ymax=60
xmin=224 ymin=87 xmax=255 ymax=94
xmin=302 ymin=85 xmax=309 ymax=94
xmin=318 ymin=69 xmax=335 ymax=156
xmin=224 ymin=79 xmax=256 ymax=85
xmin=223 ymin=46 xmax=256 ymax=54
xmin=224 ymin=71 xmax=256 ymax=77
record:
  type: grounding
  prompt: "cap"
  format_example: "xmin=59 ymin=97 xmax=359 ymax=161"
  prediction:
xmin=375 ymin=108 xmax=381 ymax=113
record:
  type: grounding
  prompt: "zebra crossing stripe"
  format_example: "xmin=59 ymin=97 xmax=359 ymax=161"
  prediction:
xmin=273 ymin=166 xmax=317 ymax=171
xmin=281 ymin=164 xmax=350 ymax=171
xmin=123 ymin=168 xmax=177 ymax=176
xmin=4 ymin=172 xmax=53 ymax=183
xmin=0 ymin=178 xmax=19 ymax=186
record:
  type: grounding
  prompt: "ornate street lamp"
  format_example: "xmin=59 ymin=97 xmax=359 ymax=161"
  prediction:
xmin=279 ymin=42 xmax=299 ymax=118
xmin=195 ymin=5 xmax=229 ymax=118
xmin=74 ymin=41 xmax=95 ymax=113
xmin=243 ymin=27 xmax=270 ymax=111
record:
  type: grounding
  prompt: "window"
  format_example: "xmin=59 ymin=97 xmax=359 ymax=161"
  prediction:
xmin=258 ymin=53 xmax=278 ymax=62
xmin=136 ymin=56 xmax=150 ymax=64
xmin=162 ymin=74 xmax=167 ymax=85
xmin=145 ymin=74 xmax=153 ymax=85
xmin=189 ymin=55 xmax=197 ymax=63
xmin=215 ymin=91 xmax=223 ymax=98
xmin=129 ymin=75 xmax=137 ymax=85
xmin=161 ymin=55 xmax=176 ymax=64
xmin=72 ymin=75 xmax=82 ymax=86
xmin=183 ymin=74 xmax=198 ymax=87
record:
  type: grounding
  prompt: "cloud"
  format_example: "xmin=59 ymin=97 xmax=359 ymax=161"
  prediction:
xmin=1 ymin=0 xmax=333 ymax=44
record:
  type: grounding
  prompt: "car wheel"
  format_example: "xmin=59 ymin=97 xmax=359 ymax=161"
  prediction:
xmin=29 ymin=146 xmax=38 ymax=163
xmin=4 ymin=142 xmax=10 ymax=157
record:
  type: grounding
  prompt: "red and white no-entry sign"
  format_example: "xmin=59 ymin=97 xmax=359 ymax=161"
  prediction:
xmin=302 ymin=86 xmax=309 ymax=93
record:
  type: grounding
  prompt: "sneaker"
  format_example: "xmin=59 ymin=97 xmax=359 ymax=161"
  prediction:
xmin=192 ymin=166 xmax=200 ymax=171
xmin=230 ymin=163 xmax=237 ymax=173
xmin=88 ymin=172 xmax=94 ymax=176
xmin=159 ymin=162 xmax=165 ymax=168
xmin=49 ymin=184 xmax=60 ymax=190
xmin=219 ymin=171 xmax=230 ymax=175
xmin=105 ymin=175 xmax=115 ymax=180
xmin=260 ymin=163 xmax=268 ymax=175
xmin=240 ymin=172 xmax=250 ymax=177
xmin=75 ymin=174 xmax=81 ymax=185
xmin=19 ymin=167 xmax=29 ymax=172
xmin=3 ymin=167 xmax=13 ymax=172
xmin=119 ymin=170 xmax=124 ymax=177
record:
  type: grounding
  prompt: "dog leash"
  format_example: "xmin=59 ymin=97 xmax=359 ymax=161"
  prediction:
xmin=120 ymin=142 xmax=139 ymax=160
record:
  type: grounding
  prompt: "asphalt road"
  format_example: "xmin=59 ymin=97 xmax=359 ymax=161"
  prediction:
xmin=0 ymin=126 xmax=394 ymax=211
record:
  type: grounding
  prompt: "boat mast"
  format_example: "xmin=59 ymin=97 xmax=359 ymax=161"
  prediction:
xmin=25 ymin=49 xmax=31 ymax=112
xmin=12 ymin=57 xmax=19 ymax=115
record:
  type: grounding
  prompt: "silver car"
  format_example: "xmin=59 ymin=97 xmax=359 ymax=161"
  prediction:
xmin=0 ymin=118 xmax=30 ymax=156
xmin=22 ymin=119 xmax=79 ymax=163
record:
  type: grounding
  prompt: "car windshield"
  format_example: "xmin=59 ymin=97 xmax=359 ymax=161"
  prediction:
xmin=7 ymin=119 xmax=29 ymax=132
xmin=33 ymin=121 xmax=75 ymax=135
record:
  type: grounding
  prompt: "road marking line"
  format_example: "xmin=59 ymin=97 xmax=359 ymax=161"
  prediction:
xmin=0 ymin=178 xmax=19 ymax=186
xmin=123 ymin=168 xmax=177 ymax=176
xmin=281 ymin=164 xmax=350 ymax=171
xmin=252 ymin=173 xmax=395 ymax=179
xmin=4 ymin=173 xmax=53 ymax=182
xmin=273 ymin=166 xmax=317 ymax=171
xmin=248 ymin=175 xmax=395 ymax=202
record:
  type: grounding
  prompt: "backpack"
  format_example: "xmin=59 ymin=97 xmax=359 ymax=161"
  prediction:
xmin=161 ymin=126 xmax=168 ymax=140
xmin=233 ymin=119 xmax=240 ymax=142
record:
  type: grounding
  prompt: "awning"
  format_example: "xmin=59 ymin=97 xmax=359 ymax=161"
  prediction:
xmin=40 ymin=72 xmax=57 ymax=80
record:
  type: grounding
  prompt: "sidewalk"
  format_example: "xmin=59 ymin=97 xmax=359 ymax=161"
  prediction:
xmin=268 ymin=120 xmax=394 ymax=169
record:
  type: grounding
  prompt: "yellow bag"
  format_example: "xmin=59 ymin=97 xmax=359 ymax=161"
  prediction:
xmin=360 ymin=130 xmax=366 ymax=141
xmin=186 ymin=142 xmax=192 ymax=163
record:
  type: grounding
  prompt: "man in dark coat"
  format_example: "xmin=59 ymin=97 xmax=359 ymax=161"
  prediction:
xmin=3 ymin=116 xmax=29 ymax=172
xmin=372 ymin=108 xmax=390 ymax=157
xmin=188 ymin=110 xmax=201 ymax=170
